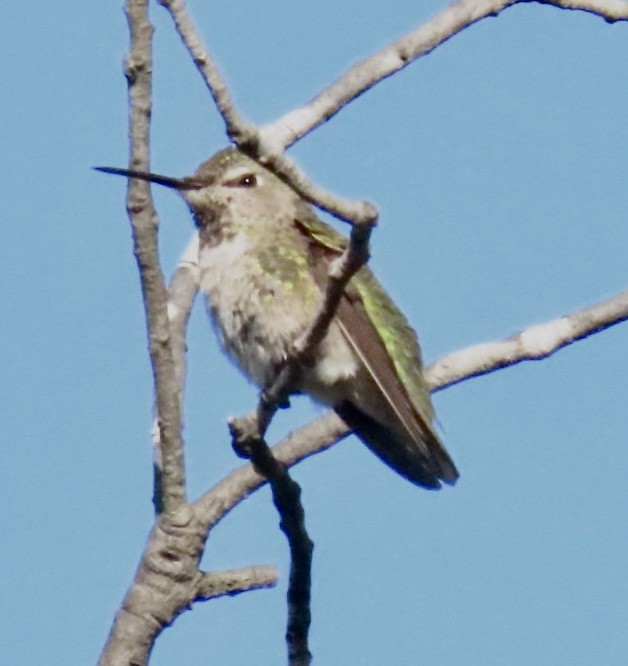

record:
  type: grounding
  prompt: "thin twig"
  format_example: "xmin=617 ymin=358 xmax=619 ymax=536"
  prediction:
xmin=157 ymin=0 xmax=256 ymax=145
xmin=264 ymin=0 xmax=516 ymax=148
xmin=195 ymin=566 xmax=278 ymax=600
xmin=241 ymin=140 xmax=378 ymax=225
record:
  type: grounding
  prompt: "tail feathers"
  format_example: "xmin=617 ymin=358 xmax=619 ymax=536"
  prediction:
xmin=335 ymin=401 xmax=459 ymax=490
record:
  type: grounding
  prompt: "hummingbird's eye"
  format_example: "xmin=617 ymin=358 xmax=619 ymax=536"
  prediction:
xmin=227 ymin=173 xmax=258 ymax=188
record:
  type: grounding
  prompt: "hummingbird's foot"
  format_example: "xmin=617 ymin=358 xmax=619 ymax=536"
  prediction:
xmin=228 ymin=415 xmax=259 ymax=459
xmin=261 ymin=390 xmax=291 ymax=410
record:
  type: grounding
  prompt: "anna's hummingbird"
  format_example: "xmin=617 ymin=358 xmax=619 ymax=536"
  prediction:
xmin=98 ymin=149 xmax=458 ymax=489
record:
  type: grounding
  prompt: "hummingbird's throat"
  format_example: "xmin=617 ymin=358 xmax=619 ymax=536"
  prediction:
xmin=193 ymin=203 xmax=227 ymax=247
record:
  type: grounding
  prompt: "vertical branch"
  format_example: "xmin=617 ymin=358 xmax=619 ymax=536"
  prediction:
xmin=125 ymin=0 xmax=186 ymax=511
xmin=229 ymin=422 xmax=314 ymax=665
xmin=151 ymin=233 xmax=200 ymax=511
xmin=278 ymin=477 xmax=313 ymax=666
xmin=225 ymin=212 xmax=373 ymax=663
xmin=166 ymin=233 xmax=200 ymax=394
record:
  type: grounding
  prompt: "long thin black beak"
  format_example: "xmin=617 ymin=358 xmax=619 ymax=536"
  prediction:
xmin=94 ymin=166 xmax=205 ymax=190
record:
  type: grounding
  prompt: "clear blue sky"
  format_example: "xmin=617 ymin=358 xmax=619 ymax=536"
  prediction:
xmin=1 ymin=1 xmax=627 ymax=664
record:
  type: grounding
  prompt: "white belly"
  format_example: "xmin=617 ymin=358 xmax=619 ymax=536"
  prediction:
xmin=198 ymin=235 xmax=358 ymax=397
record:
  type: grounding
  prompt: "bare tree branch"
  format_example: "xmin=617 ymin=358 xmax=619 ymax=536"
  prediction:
xmin=221 ymin=213 xmax=373 ymax=662
xmin=427 ymin=289 xmax=628 ymax=391
xmin=533 ymin=0 xmax=628 ymax=20
xmin=227 ymin=425 xmax=314 ymax=666
xmin=265 ymin=0 xmax=628 ymax=148
xmin=151 ymin=234 xmax=200 ymax=511
xmin=156 ymin=0 xmax=256 ymax=145
xmin=275 ymin=479 xmax=313 ymax=666
xmin=241 ymin=143 xmax=379 ymax=226
xmin=265 ymin=0 xmax=516 ymax=148
xmin=195 ymin=566 xmax=278 ymax=600
xmin=123 ymin=0 xmax=187 ymax=514
xmin=167 ymin=232 xmax=200 ymax=397
xmin=98 ymin=505 xmax=279 ymax=666
xmin=194 ymin=414 xmax=350 ymax=529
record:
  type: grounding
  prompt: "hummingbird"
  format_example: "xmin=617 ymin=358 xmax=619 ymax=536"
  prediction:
xmin=97 ymin=149 xmax=459 ymax=489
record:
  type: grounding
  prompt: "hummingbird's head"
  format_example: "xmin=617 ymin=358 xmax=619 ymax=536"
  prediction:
xmin=96 ymin=148 xmax=302 ymax=235
xmin=184 ymin=149 xmax=298 ymax=222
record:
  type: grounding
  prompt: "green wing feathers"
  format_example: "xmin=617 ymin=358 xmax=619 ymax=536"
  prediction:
xmin=294 ymin=205 xmax=459 ymax=488
xmin=347 ymin=270 xmax=459 ymax=486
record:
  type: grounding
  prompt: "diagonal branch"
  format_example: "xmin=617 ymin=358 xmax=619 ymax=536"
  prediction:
xmin=264 ymin=0 xmax=628 ymax=148
xmin=162 ymin=224 xmax=357 ymax=665
xmin=240 ymin=143 xmax=378 ymax=226
xmin=265 ymin=224 xmax=372 ymax=436
xmin=426 ymin=289 xmax=628 ymax=391
xmin=156 ymin=0 xmax=257 ymax=146
xmin=163 ymin=216 xmax=371 ymax=663
xmin=194 ymin=414 xmax=350 ymax=529
xmin=264 ymin=0 xmax=517 ymax=148
xmin=194 ymin=288 xmax=628 ymax=531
